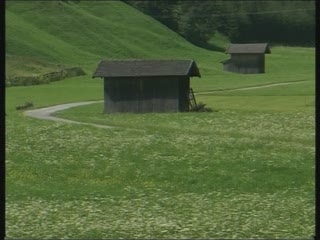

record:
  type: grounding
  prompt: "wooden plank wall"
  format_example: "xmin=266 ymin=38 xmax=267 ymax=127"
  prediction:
xmin=178 ymin=77 xmax=190 ymax=111
xmin=225 ymin=54 xmax=265 ymax=74
xmin=104 ymin=76 xmax=183 ymax=113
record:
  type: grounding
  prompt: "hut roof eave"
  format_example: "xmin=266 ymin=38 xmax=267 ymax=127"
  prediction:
xmin=225 ymin=43 xmax=271 ymax=54
xmin=92 ymin=59 xmax=201 ymax=78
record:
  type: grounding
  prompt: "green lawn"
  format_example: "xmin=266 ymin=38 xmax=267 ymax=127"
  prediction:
xmin=5 ymin=1 xmax=315 ymax=239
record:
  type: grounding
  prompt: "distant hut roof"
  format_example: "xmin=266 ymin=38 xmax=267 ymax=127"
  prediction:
xmin=93 ymin=59 xmax=201 ymax=78
xmin=226 ymin=43 xmax=271 ymax=54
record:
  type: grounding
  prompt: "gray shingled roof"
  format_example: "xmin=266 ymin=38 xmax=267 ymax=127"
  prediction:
xmin=226 ymin=43 xmax=271 ymax=54
xmin=93 ymin=59 xmax=201 ymax=78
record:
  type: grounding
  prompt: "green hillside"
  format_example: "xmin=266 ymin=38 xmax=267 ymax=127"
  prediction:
xmin=6 ymin=1 xmax=314 ymax=92
xmin=6 ymin=1 xmax=219 ymax=73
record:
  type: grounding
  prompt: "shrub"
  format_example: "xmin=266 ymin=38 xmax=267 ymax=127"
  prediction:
xmin=16 ymin=102 xmax=34 ymax=110
xmin=190 ymin=102 xmax=213 ymax=112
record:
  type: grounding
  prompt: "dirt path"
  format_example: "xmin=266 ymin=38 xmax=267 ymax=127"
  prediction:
xmin=195 ymin=80 xmax=307 ymax=95
xmin=23 ymin=100 xmax=114 ymax=129
xmin=24 ymin=80 xmax=307 ymax=128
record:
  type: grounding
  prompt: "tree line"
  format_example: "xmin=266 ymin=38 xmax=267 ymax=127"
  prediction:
xmin=124 ymin=0 xmax=315 ymax=49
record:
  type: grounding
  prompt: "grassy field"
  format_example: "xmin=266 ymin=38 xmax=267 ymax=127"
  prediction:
xmin=5 ymin=1 xmax=315 ymax=239
xmin=7 ymin=100 xmax=315 ymax=238
xmin=6 ymin=75 xmax=315 ymax=239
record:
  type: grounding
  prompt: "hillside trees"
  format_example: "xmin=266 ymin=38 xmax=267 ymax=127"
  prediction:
xmin=124 ymin=0 xmax=179 ymax=32
xmin=175 ymin=1 xmax=220 ymax=46
xmin=235 ymin=1 xmax=316 ymax=45
xmin=124 ymin=0 xmax=315 ymax=48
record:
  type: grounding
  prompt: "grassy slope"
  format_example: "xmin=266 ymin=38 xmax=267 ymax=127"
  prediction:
xmin=5 ymin=1 xmax=315 ymax=239
xmin=6 ymin=1 xmax=216 ymax=74
xmin=6 ymin=1 xmax=314 ymax=91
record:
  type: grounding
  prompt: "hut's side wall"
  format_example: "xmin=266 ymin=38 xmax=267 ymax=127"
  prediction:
xmin=104 ymin=76 xmax=182 ymax=113
xmin=228 ymin=54 xmax=265 ymax=74
xmin=178 ymin=76 xmax=190 ymax=112
xmin=223 ymin=61 xmax=235 ymax=72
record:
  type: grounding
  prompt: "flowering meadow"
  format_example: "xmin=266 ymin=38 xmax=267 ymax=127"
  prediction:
xmin=6 ymin=99 xmax=314 ymax=238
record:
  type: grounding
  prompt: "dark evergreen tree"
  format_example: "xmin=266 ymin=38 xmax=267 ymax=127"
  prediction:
xmin=124 ymin=0 xmax=315 ymax=47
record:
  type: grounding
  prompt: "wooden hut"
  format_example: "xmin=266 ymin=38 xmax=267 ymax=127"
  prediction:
xmin=221 ymin=43 xmax=271 ymax=74
xmin=92 ymin=59 xmax=201 ymax=113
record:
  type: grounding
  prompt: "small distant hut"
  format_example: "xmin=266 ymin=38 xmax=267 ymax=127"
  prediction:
xmin=221 ymin=43 xmax=271 ymax=74
xmin=92 ymin=59 xmax=201 ymax=113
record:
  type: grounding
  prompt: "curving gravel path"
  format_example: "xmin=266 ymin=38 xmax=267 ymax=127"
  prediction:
xmin=23 ymin=80 xmax=308 ymax=128
xmin=195 ymin=80 xmax=307 ymax=95
xmin=23 ymin=100 xmax=114 ymax=129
